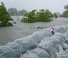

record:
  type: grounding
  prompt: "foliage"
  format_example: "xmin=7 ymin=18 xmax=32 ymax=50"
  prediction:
xmin=64 ymin=5 xmax=68 ymax=10
xmin=60 ymin=5 xmax=68 ymax=17
xmin=0 ymin=2 xmax=13 ymax=27
xmin=21 ymin=9 xmax=53 ymax=23
xmin=18 ymin=9 xmax=27 ymax=16
xmin=37 ymin=9 xmax=52 ymax=22
xmin=60 ymin=10 xmax=68 ymax=17
xmin=53 ymin=12 xmax=58 ymax=18
xmin=8 ymin=8 xmax=19 ymax=16
xmin=21 ymin=9 xmax=37 ymax=23
xmin=8 ymin=8 xmax=27 ymax=16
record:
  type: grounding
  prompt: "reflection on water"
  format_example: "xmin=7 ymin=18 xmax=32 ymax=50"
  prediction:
xmin=0 ymin=16 xmax=68 ymax=45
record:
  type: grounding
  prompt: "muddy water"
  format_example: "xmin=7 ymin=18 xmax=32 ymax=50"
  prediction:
xmin=0 ymin=16 xmax=68 ymax=45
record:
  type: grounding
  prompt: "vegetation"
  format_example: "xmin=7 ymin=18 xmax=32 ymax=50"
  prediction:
xmin=21 ymin=9 xmax=53 ymax=23
xmin=0 ymin=2 xmax=13 ymax=27
xmin=60 ymin=5 xmax=68 ymax=17
xmin=8 ymin=8 xmax=27 ymax=16
xmin=53 ymin=12 xmax=58 ymax=18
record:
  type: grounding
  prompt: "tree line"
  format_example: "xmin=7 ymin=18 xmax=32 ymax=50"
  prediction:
xmin=60 ymin=5 xmax=68 ymax=17
xmin=0 ymin=1 xmax=68 ymax=27
xmin=21 ymin=9 xmax=53 ymax=23
xmin=8 ymin=8 xmax=27 ymax=16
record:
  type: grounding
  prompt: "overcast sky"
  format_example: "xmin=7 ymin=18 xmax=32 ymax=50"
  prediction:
xmin=0 ymin=0 xmax=68 ymax=13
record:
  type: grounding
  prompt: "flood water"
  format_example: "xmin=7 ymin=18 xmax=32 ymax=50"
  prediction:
xmin=0 ymin=16 xmax=68 ymax=45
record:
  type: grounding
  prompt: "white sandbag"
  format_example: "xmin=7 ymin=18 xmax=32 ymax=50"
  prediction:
xmin=19 ymin=51 xmax=37 ymax=58
xmin=50 ymin=35 xmax=61 ymax=44
xmin=0 ymin=46 xmax=15 ymax=58
xmin=66 ymin=24 xmax=68 ymax=29
xmin=32 ymin=31 xmax=46 ymax=41
xmin=38 ymin=38 xmax=54 ymax=49
xmin=64 ymin=30 xmax=68 ymax=42
xmin=54 ymin=25 xmax=66 ymax=33
xmin=5 ymin=42 xmax=25 ymax=57
xmin=65 ymin=49 xmax=68 ymax=55
xmin=64 ymin=33 xmax=68 ymax=41
xmin=31 ymin=47 xmax=50 ymax=58
xmin=43 ymin=28 xmax=53 ymax=36
xmin=59 ymin=26 xmax=66 ymax=33
xmin=38 ymin=39 xmax=55 ymax=55
xmin=54 ymin=25 xmax=62 ymax=32
xmin=23 ymin=36 xmax=38 ymax=48
xmin=49 ymin=52 xmax=57 ymax=58
xmin=15 ymin=37 xmax=32 ymax=50
xmin=33 ymin=29 xmax=52 ymax=40
xmin=39 ymin=37 xmax=50 ymax=43
xmin=15 ymin=39 xmax=30 ymax=50
xmin=31 ymin=35 xmax=41 ymax=44
xmin=15 ymin=35 xmax=39 ymax=50
xmin=15 ymin=37 xmax=27 ymax=43
xmin=62 ymin=43 xmax=68 ymax=49
xmin=62 ymin=25 xmax=67 ymax=31
xmin=55 ymin=33 xmax=66 ymax=43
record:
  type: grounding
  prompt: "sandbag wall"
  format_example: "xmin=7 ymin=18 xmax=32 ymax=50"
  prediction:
xmin=0 ymin=25 xmax=68 ymax=58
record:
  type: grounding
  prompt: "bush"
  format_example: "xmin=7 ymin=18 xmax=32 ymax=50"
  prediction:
xmin=21 ymin=9 xmax=53 ymax=23
xmin=0 ymin=2 xmax=13 ymax=27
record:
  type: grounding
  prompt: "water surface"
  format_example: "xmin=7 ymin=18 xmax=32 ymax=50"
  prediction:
xmin=0 ymin=16 xmax=68 ymax=45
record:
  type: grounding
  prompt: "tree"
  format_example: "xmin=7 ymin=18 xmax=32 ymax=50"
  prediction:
xmin=18 ymin=9 xmax=27 ymax=16
xmin=53 ymin=12 xmax=58 ymax=18
xmin=64 ymin=5 xmax=68 ymax=10
xmin=21 ymin=9 xmax=37 ymax=23
xmin=21 ymin=9 xmax=53 ymax=23
xmin=8 ymin=8 xmax=27 ymax=16
xmin=0 ymin=2 xmax=13 ymax=27
xmin=36 ymin=9 xmax=52 ymax=22
xmin=8 ymin=8 xmax=19 ymax=16
xmin=60 ymin=5 xmax=68 ymax=17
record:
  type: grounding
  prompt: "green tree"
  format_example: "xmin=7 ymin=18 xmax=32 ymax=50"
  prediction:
xmin=8 ymin=8 xmax=27 ymax=16
xmin=37 ymin=9 xmax=52 ymax=22
xmin=64 ymin=5 xmax=68 ymax=10
xmin=21 ymin=9 xmax=37 ymax=23
xmin=18 ymin=9 xmax=27 ymax=16
xmin=0 ymin=2 xmax=13 ymax=27
xmin=21 ymin=9 xmax=53 ymax=23
xmin=53 ymin=12 xmax=58 ymax=18
xmin=60 ymin=5 xmax=68 ymax=17
xmin=8 ymin=8 xmax=19 ymax=16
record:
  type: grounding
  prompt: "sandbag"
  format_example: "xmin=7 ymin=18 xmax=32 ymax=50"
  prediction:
xmin=31 ymin=47 xmax=49 ymax=58
xmin=15 ymin=35 xmax=39 ymax=50
xmin=0 ymin=46 xmax=15 ymax=58
xmin=50 ymin=35 xmax=61 ymax=44
xmin=33 ymin=30 xmax=46 ymax=41
xmin=54 ymin=25 xmax=62 ymax=32
xmin=33 ymin=28 xmax=52 ymax=40
xmin=20 ymin=48 xmax=50 ymax=58
xmin=19 ymin=51 xmax=37 ymax=58
xmin=5 ymin=42 xmax=25 ymax=57
xmin=15 ymin=37 xmax=27 ymax=43
xmin=38 ymin=37 xmax=54 ymax=49
xmin=38 ymin=39 xmax=55 ymax=55
xmin=55 ymin=33 xmax=66 ymax=43
xmin=64 ymin=33 xmax=68 ymax=41
xmin=43 ymin=28 xmax=53 ymax=36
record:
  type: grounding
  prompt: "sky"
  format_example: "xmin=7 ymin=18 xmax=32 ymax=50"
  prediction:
xmin=0 ymin=0 xmax=68 ymax=13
